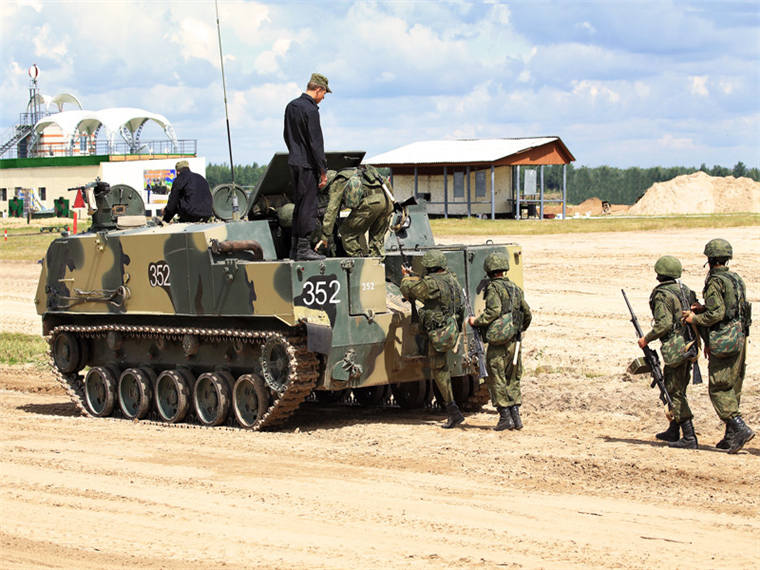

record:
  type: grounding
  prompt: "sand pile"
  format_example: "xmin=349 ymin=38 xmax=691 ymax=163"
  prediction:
xmin=626 ymin=171 xmax=760 ymax=215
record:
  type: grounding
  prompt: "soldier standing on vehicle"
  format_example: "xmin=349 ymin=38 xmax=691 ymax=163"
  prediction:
xmin=637 ymin=256 xmax=698 ymax=449
xmin=684 ymin=239 xmax=754 ymax=454
xmin=283 ymin=73 xmax=331 ymax=261
xmin=468 ymin=253 xmax=532 ymax=431
xmin=316 ymin=165 xmax=394 ymax=258
xmin=400 ymin=250 xmax=466 ymax=429
xmin=162 ymin=160 xmax=214 ymax=223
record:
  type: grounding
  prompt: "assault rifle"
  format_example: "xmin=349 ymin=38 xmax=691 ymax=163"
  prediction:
xmin=395 ymin=232 xmax=418 ymax=324
xmin=677 ymin=280 xmax=703 ymax=385
xmin=462 ymin=288 xmax=488 ymax=380
xmin=622 ymin=289 xmax=674 ymax=419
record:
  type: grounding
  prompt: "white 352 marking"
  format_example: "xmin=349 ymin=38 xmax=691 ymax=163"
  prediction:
xmin=148 ymin=261 xmax=171 ymax=287
xmin=302 ymin=279 xmax=341 ymax=305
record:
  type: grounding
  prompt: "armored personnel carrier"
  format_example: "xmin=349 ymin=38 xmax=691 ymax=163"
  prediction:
xmin=36 ymin=152 xmax=523 ymax=430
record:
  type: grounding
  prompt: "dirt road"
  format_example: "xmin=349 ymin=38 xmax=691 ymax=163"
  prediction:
xmin=1 ymin=226 xmax=758 ymax=570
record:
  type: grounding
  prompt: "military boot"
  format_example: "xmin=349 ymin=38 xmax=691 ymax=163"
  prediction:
xmin=715 ymin=423 xmax=731 ymax=450
xmin=442 ymin=402 xmax=464 ymax=429
xmin=494 ymin=407 xmax=515 ymax=431
xmin=656 ymin=420 xmax=680 ymax=442
xmin=509 ymin=405 xmax=523 ymax=430
xmin=296 ymin=238 xmax=325 ymax=261
xmin=727 ymin=417 xmax=755 ymax=455
xmin=668 ymin=420 xmax=698 ymax=450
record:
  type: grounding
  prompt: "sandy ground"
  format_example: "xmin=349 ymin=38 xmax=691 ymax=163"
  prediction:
xmin=1 ymin=226 xmax=759 ymax=570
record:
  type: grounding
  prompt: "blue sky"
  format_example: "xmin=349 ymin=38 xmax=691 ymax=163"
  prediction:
xmin=2 ymin=0 xmax=758 ymax=169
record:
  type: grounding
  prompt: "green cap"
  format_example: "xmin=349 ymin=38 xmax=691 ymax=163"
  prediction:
xmin=310 ymin=73 xmax=332 ymax=93
xmin=176 ymin=160 xmax=189 ymax=170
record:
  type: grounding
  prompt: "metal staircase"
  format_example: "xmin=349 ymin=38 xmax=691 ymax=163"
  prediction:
xmin=0 ymin=123 xmax=33 ymax=157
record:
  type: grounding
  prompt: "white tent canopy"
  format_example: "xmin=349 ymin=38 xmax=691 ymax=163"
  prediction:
xmin=27 ymin=92 xmax=83 ymax=112
xmin=31 ymin=107 xmax=178 ymax=154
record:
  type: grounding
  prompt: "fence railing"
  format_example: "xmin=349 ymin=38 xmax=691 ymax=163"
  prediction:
xmin=2 ymin=138 xmax=197 ymax=160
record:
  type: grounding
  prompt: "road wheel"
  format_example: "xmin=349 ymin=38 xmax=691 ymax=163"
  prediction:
xmin=84 ymin=366 xmax=118 ymax=417
xmin=352 ymin=385 xmax=388 ymax=407
xmin=233 ymin=374 xmax=269 ymax=429
xmin=155 ymin=369 xmax=191 ymax=423
xmin=118 ymin=368 xmax=153 ymax=420
xmin=194 ymin=372 xmax=232 ymax=427
xmin=52 ymin=332 xmax=81 ymax=374
xmin=392 ymin=379 xmax=428 ymax=409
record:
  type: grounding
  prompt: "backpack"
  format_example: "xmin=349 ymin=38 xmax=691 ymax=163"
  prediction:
xmin=650 ymin=284 xmax=689 ymax=367
xmin=706 ymin=271 xmax=751 ymax=357
xmin=484 ymin=279 xmax=524 ymax=345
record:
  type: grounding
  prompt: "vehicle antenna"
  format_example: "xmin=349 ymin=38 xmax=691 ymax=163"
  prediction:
xmin=215 ymin=0 xmax=239 ymax=219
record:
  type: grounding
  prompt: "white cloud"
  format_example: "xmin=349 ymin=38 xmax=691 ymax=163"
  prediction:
xmin=254 ymin=38 xmax=291 ymax=75
xmin=689 ymin=75 xmax=709 ymax=96
xmin=32 ymin=23 xmax=67 ymax=59
xmin=571 ymin=80 xmax=620 ymax=103
xmin=171 ymin=18 xmax=218 ymax=65
xmin=1 ymin=1 xmax=758 ymax=169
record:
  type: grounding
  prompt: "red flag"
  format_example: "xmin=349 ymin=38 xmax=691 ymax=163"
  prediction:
xmin=73 ymin=189 xmax=85 ymax=208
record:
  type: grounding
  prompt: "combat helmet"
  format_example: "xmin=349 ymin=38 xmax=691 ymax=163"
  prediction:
xmin=703 ymin=238 xmax=733 ymax=259
xmin=421 ymin=250 xmax=447 ymax=269
xmin=654 ymin=255 xmax=682 ymax=279
xmin=483 ymin=252 xmax=510 ymax=275
xmin=277 ymin=203 xmax=295 ymax=229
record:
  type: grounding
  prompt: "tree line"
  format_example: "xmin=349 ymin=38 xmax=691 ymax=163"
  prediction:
xmin=206 ymin=163 xmax=267 ymax=190
xmin=538 ymin=161 xmax=758 ymax=205
xmin=206 ymin=160 xmax=758 ymax=206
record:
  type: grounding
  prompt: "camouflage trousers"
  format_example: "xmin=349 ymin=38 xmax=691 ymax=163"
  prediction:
xmin=485 ymin=341 xmax=522 ymax=408
xmin=708 ymin=338 xmax=746 ymax=422
xmin=663 ymin=360 xmax=693 ymax=423
xmin=428 ymin=344 xmax=454 ymax=404
xmin=340 ymin=193 xmax=393 ymax=258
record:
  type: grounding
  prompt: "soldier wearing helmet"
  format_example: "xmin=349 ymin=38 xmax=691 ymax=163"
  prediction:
xmin=684 ymin=238 xmax=754 ymax=453
xmin=400 ymin=249 xmax=467 ymax=428
xmin=637 ymin=255 xmax=699 ymax=449
xmin=469 ymin=252 xmax=532 ymax=431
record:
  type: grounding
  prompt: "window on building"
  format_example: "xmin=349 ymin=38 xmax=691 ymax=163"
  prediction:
xmin=1 ymin=188 xmax=6 ymax=201
xmin=475 ymin=171 xmax=486 ymax=198
xmin=453 ymin=171 xmax=464 ymax=198
xmin=39 ymin=187 xmax=47 ymax=200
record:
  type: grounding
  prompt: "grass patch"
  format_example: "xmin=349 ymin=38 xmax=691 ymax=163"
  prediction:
xmin=0 ymin=332 xmax=49 ymax=367
xmin=430 ymin=213 xmax=759 ymax=236
xmin=0 ymin=220 xmax=70 ymax=262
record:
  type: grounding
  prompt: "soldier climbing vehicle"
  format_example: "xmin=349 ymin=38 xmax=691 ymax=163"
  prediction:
xmin=36 ymin=151 xmax=524 ymax=430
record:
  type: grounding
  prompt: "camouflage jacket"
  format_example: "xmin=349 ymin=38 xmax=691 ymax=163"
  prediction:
xmin=400 ymin=269 xmax=464 ymax=334
xmin=471 ymin=276 xmax=532 ymax=332
xmin=692 ymin=267 xmax=747 ymax=330
xmin=320 ymin=166 xmax=392 ymax=241
xmin=644 ymin=280 xmax=696 ymax=344
xmin=320 ymin=170 xmax=360 ymax=240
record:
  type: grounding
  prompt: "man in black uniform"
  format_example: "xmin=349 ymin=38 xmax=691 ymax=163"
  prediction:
xmin=283 ymin=73 xmax=331 ymax=261
xmin=162 ymin=160 xmax=214 ymax=223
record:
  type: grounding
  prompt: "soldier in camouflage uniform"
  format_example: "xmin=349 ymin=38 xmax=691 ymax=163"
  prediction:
xmin=684 ymin=238 xmax=755 ymax=454
xmin=316 ymin=165 xmax=394 ymax=258
xmin=400 ymin=250 xmax=466 ymax=428
xmin=468 ymin=253 xmax=532 ymax=431
xmin=637 ymin=256 xmax=698 ymax=449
